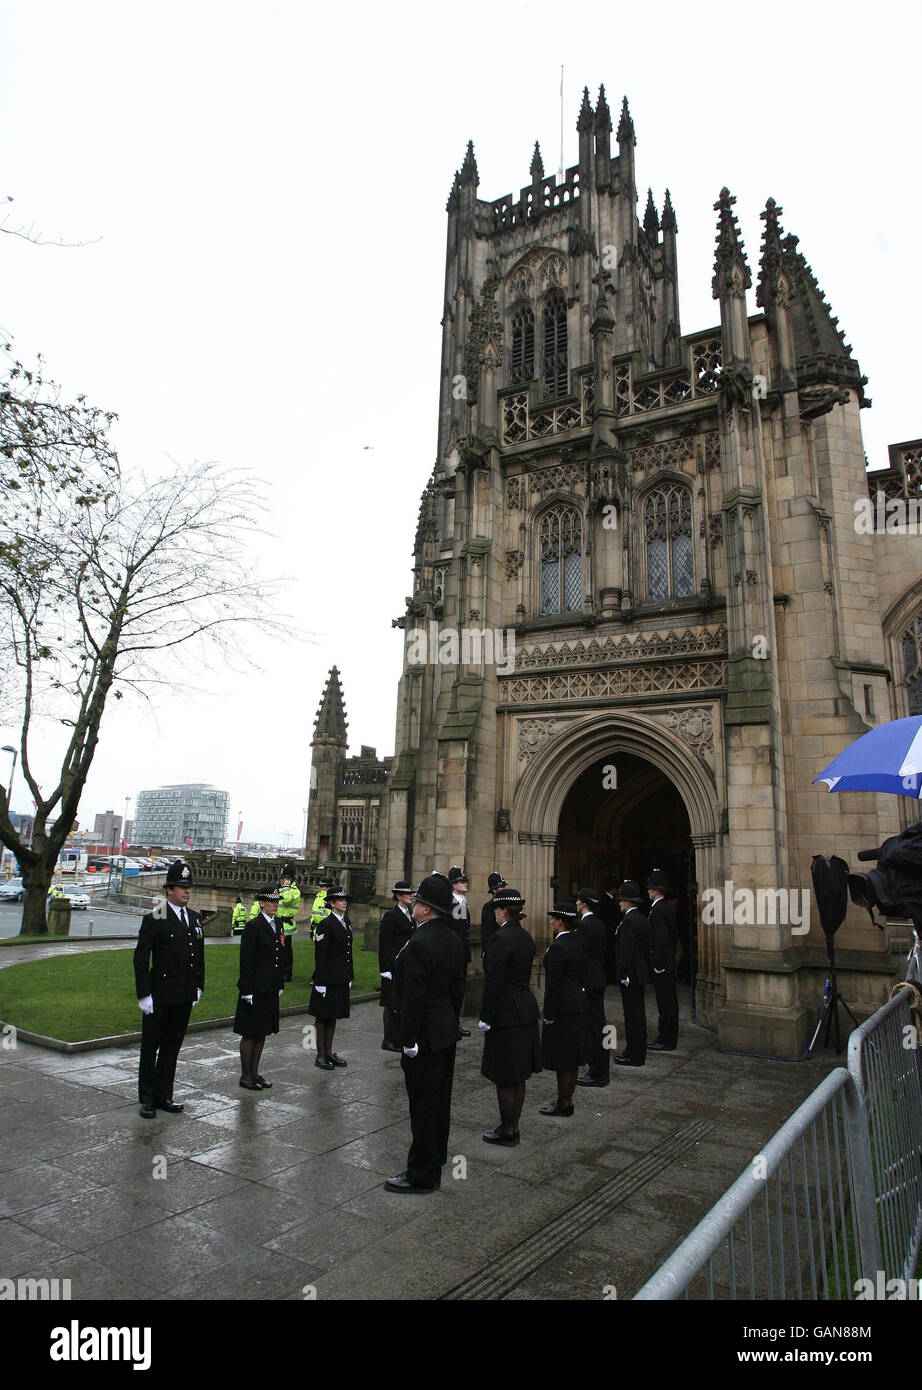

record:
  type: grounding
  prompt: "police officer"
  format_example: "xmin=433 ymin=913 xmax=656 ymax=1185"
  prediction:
xmin=231 ymin=895 xmax=248 ymax=936
xmin=133 ymin=860 xmax=205 ymax=1118
xmin=378 ymin=880 xmax=415 ymax=1051
xmin=385 ymin=874 xmax=465 ymax=1193
xmin=448 ymin=866 xmax=472 ymax=1038
xmin=575 ymin=887 xmax=610 ymax=1088
xmin=309 ymin=886 xmax=353 ymax=1070
xmin=647 ymin=869 xmax=679 ymax=1051
xmin=614 ymin=880 xmax=651 ymax=1067
xmin=539 ymin=903 xmax=591 ymax=1117
xmin=276 ymin=862 xmax=301 ymax=982
xmin=310 ymin=877 xmax=334 ymax=940
xmin=478 ymin=887 xmax=541 ymax=1145
xmin=234 ymin=884 xmax=285 ymax=1089
xmin=479 ymin=872 xmax=507 ymax=958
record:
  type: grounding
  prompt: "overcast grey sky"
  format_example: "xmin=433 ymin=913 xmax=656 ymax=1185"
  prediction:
xmin=2 ymin=0 xmax=919 ymax=846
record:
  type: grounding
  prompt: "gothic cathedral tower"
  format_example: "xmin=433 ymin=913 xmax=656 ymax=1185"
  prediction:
xmin=375 ymin=86 xmax=911 ymax=1055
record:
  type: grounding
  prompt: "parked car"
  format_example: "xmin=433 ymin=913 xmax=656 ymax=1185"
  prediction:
xmin=0 ymin=878 xmax=24 ymax=902
xmin=62 ymin=889 xmax=90 ymax=910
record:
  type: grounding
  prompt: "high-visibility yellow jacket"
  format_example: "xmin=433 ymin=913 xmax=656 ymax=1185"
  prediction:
xmin=232 ymin=903 xmax=248 ymax=934
xmin=278 ymin=883 xmax=300 ymax=929
xmin=310 ymin=890 xmax=328 ymax=925
xmin=248 ymin=900 xmax=260 ymax=919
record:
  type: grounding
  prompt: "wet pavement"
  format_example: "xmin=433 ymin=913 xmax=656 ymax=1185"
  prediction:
xmin=0 ymin=979 xmax=843 ymax=1301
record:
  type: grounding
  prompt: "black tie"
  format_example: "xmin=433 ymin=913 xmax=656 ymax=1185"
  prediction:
xmin=181 ymin=908 xmax=188 ymax=929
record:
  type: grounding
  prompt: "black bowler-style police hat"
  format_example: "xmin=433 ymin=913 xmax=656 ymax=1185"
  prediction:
xmin=575 ymin=886 xmax=600 ymax=907
xmin=549 ymin=901 xmax=578 ymax=920
xmin=414 ymin=874 xmax=454 ymax=915
xmin=165 ymin=860 xmax=193 ymax=888
xmin=392 ymin=880 xmax=414 ymax=895
xmin=493 ymin=887 xmax=525 ymax=909
xmin=617 ymin=880 xmax=647 ymax=905
xmin=325 ymin=886 xmax=349 ymax=903
xmin=647 ymin=869 xmax=674 ymax=895
xmin=255 ymin=884 xmax=280 ymax=901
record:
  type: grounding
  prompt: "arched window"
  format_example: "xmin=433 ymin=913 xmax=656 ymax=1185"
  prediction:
xmin=644 ymin=485 xmax=694 ymax=599
xmin=542 ymin=291 xmax=568 ymax=398
xmin=901 ymin=618 xmax=922 ymax=714
xmin=510 ymin=304 xmax=535 ymax=384
xmin=540 ymin=505 xmax=582 ymax=614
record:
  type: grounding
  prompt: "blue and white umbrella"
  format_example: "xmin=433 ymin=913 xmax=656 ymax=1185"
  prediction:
xmin=813 ymin=716 xmax=922 ymax=799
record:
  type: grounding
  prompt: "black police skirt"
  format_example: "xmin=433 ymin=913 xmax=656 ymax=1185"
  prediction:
xmin=309 ymin=983 xmax=350 ymax=1020
xmin=233 ymin=991 xmax=280 ymax=1038
xmin=481 ymin=1020 xmax=542 ymax=1086
xmin=540 ymin=1012 xmax=593 ymax=1072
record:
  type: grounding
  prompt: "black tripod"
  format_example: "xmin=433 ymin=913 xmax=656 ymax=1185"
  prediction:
xmin=807 ymin=942 xmax=859 ymax=1056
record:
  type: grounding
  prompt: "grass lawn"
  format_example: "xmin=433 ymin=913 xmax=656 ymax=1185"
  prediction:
xmin=0 ymin=939 xmax=381 ymax=1042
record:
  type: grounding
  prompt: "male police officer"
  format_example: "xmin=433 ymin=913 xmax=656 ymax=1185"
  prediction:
xmin=647 ymin=869 xmax=679 ymax=1051
xmin=575 ymin=887 xmax=610 ymax=1087
xmin=378 ymin=880 xmax=415 ymax=1051
xmin=277 ymin=862 xmax=301 ymax=981
xmin=385 ymin=874 xmax=465 ymax=1193
xmin=310 ymin=877 xmax=334 ymax=940
xmin=232 ymin=896 xmax=248 ymax=935
xmin=614 ymin=880 xmax=651 ymax=1067
xmin=134 ymin=860 xmax=205 ymax=1118
xmin=448 ymin=866 xmax=472 ymax=1037
xmin=479 ymin=872 xmax=506 ymax=958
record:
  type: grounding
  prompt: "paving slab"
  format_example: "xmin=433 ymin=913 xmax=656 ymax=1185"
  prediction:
xmin=0 ymin=983 xmax=842 ymax=1300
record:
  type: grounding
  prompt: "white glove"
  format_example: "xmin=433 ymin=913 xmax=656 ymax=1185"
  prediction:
xmin=279 ymin=988 xmax=283 ymax=996
xmin=380 ymin=972 xmax=392 ymax=981
xmin=478 ymin=1020 xmax=490 ymax=1031
xmin=315 ymin=985 xmax=326 ymax=996
xmin=544 ymin=1019 xmax=554 ymax=1025
xmin=138 ymin=995 xmax=154 ymax=1015
xmin=653 ymin=968 xmax=666 ymax=975
xmin=242 ymin=994 xmax=253 ymax=1004
xmin=402 ymin=1044 xmax=419 ymax=1057
xmin=349 ymin=980 xmax=353 ymax=987
xmin=192 ymin=987 xmax=202 ymax=1007
xmin=620 ymin=978 xmax=630 ymax=987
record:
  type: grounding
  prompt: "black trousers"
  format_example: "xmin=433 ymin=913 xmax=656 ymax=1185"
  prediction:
xmin=383 ymin=1006 xmax=400 ymax=1046
xmin=652 ymin=971 xmax=679 ymax=1048
xmin=138 ymin=1001 xmax=193 ymax=1105
xmin=401 ymin=1045 xmax=456 ymax=1188
xmin=280 ymin=931 xmax=293 ymax=982
xmin=586 ymin=987 xmax=610 ymax=1081
xmin=619 ymin=984 xmax=647 ymax=1065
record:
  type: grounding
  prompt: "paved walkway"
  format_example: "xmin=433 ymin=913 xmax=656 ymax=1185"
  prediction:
xmin=0 ymin=983 xmax=840 ymax=1301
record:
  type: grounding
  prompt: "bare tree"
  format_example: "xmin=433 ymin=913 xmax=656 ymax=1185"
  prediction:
xmin=0 ymin=343 xmax=276 ymax=933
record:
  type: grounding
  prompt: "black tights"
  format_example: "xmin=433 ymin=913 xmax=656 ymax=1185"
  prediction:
xmin=315 ymin=1019 xmax=336 ymax=1058
xmin=557 ymin=1068 xmax=578 ymax=1107
xmin=496 ymin=1082 xmax=526 ymax=1135
xmin=239 ymin=1035 xmax=265 ymax=1081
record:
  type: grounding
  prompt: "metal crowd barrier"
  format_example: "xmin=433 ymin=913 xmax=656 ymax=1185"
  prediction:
xmin=634 ymin=990 xmax=922 ymax=1300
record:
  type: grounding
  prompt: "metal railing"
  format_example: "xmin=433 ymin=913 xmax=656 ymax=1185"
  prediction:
xmin=634 ymin=990 xmax=922 ymax=1300
xmin=847 ymin=989 xmax=922 ymax=1284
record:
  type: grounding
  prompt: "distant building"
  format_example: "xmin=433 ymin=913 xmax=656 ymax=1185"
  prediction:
xmin=133 ymin=784 xmax=229 ymax=850
xmin=93 ymin=810 xmax=122 ymax=847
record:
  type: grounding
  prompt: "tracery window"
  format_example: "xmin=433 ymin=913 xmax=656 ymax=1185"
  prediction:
xmin=901 ymin=618 xmax=922 ymax=715
xmin=542 ymin=291 xmax=568 ymax=399
xmin=510 ymin=305 xmax=535 ymax=385
xmin=643 ymin=485 xmax=694 ymax=599
xmin=539 ymin=505 xmax=582 ymax=615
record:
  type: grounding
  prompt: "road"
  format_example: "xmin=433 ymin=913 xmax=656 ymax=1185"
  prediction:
xmin=0 ymin=900 xmax=142 ymax=940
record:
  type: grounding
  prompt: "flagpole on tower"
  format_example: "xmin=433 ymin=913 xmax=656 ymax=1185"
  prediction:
xmin=558 ymin=64 xmax=565 ymax=184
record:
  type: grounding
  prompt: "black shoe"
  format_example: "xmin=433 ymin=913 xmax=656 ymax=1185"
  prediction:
xmin=381 ymin=1041 xmax=402 ymax=1052
xmin=314 ymin=1056 xmax=334 ymax=1071
xmin=138 ymin=1104 xmax=156 ymax=1119
xmin=329 ymin=1053 xmax=348 ymax=1067
xmin=648 ymin=1041 xmax=675 ymax=1052
xmin=576 ymin=1077 xmax=609 ymax=1087
xmin=255 ymin=1075 xmax=273 ymax=1088
xmin=482 ymin=1127 xmax=520 ymax=1146
xmin=538 ymin=1101 xmax=574 ymax=1117
xmin=458 ymin=1028 xmax=471 ymax=1038
xmin=155 ymin=1101 xmax=184 ymax=1112
xmin=239 ymin=1077 xmax=262 ymax=1090
xmin=614 ymin=1055 xmax=644 ymax=1067
xmin=384 ymin=1172 xmax=438 ymax=1193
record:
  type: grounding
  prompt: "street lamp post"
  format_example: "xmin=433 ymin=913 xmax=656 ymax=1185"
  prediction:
xmin=2 ymin=745 xmax=17 ymax=807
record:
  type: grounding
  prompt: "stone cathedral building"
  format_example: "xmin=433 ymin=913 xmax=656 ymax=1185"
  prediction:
xmin=307 ymin=86 xmax=922 ymax=1056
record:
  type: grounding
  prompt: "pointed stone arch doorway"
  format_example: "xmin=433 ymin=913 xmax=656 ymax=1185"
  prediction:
xmin=510 ymin=710 xmax=724 ymax=1023
xmin=556 ymin=752 xmax=695 ymax=982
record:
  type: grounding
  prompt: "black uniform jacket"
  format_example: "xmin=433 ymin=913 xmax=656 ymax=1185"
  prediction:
xmin=450 ymin=897 xmax=472 ymax=965
xmin=649 ymin=897 xmax=677 ymax=973
xmin=393 ymin=916 xmax=465 ymax=1052
xmin=379 ymin=905 xmax=414 ymax=976
xmin=480 ymin=898 xmax=499 ymax=957
xmin=134 ymin=902 xmax=205 ymax=1005
xmin=616 ymin=907 xmax=651 ymax=986
xmin=542 ymin=931 xmax=589 ymax=1020
xmin=576 ymin=911 xmax=608 ymax=991
xmin=480 ymin=923 xmax=539 ymax=1027
xmin=237 ymin=912 xmax=285 ymax=995
xmin=313 ymin=911 xmax=354 ymax=985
